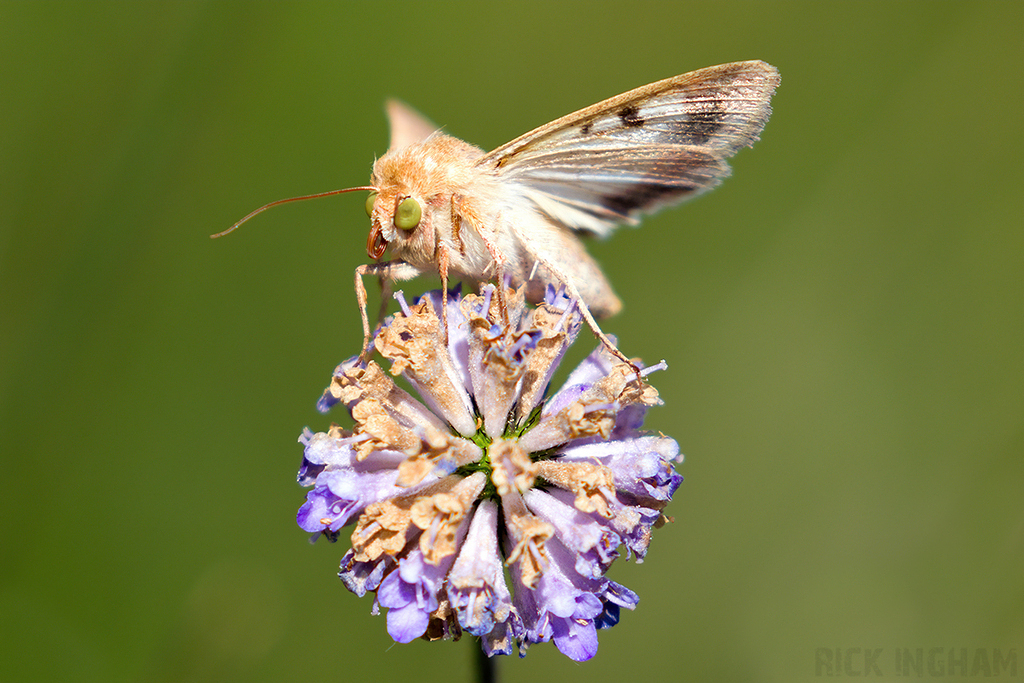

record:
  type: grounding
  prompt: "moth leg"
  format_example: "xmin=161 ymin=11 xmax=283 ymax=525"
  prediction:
xmin=515 ymin=245 xmax=642 ymax=381
xmin=485 ymin=243 xmax=511 ymax=330
xmin=453 ymin=193 xmax=511 ymax=328
xmin=436 ymin=243 xmax=452 ymax=346
xmin=355 ymin=260 xmax=404 ymax=357
xmin=355 ymin=259 xmax=419 ymax=360
xmin=564 ymin=275 xmax=642 ymax=381
xmin=354 ymin=263 xmax=376 ymax=357
xmin=376 ymin=273 xmax=392 ymax=331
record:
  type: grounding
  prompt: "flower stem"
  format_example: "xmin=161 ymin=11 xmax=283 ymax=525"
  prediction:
xmin=474 ymin=642 xmax=497 ymax=683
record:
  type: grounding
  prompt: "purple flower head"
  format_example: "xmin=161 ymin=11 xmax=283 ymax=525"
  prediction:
xmin=296 ymin=285 xmax=682 ymax=661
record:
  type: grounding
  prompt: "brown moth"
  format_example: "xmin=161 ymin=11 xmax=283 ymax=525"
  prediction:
xmin=216 ymin=60 xmax=779 ymax=364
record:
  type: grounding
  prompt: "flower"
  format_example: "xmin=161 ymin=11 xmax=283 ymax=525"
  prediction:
xmin=296 ymin=285 xmax=682 ymax=661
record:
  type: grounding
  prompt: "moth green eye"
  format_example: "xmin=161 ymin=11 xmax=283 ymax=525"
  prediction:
xmin=364 ymin=192 xmax=378 ymax=218
xmin=394 ymin=197 xmax=421 ymax=230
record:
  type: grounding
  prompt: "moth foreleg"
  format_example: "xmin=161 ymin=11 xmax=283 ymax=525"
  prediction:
xmin=355 ymin=259 xmax=419 ymax=360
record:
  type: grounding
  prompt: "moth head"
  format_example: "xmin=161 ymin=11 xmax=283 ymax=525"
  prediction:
xmin=365 ymin=133 xmax=479 ymax=261
xmin=364 ymin=188 xmax=427 ymax=260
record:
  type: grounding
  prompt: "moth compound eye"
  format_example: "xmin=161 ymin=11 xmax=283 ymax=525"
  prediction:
xmin=364 ymin=191 xmax=378 ymax=218
xmin=394 ymin=197 xmax=421 ymax=230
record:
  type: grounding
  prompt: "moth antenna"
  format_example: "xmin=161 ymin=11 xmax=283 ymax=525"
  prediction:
xmin=211 ymin=185 xmax=377 ymax=238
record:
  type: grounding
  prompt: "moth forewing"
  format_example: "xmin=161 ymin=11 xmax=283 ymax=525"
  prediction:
xmin=480 ymin=60 xmax=780 ymax=235
xmin=484 ymin=60 xmax=779 ymax=167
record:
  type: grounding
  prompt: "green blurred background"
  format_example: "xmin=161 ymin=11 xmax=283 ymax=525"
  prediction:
xmin=2 ymin=2 xmax=1021 ymax=681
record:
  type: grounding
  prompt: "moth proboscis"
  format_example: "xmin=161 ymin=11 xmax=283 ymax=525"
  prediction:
xmin=214 ymin=60 xmax=780 ymax=375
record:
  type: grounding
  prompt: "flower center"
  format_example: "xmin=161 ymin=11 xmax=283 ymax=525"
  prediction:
xmin=454 ymin=402 xmax=549 ymax=501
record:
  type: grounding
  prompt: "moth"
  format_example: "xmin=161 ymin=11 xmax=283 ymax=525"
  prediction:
xmin=216 ymin=60 xmax=779 ymax=365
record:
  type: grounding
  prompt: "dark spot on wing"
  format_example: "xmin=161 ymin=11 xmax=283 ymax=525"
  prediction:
xmin=619 ymin=105 xmax=644 ymax=128
xmin=580 ymin=122 xmax=592 ymax=135
xmin=600 ymin=182 xmax=696 ymax=216
xmin=683 ymin=98 xmax=726 ymax=145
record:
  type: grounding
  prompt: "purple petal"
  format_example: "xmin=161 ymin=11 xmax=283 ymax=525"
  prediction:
xmin=338 ymin=548 xmax=391 ymax=597
xmin=524 ymin=488 xmax=619 ymax=578
xmin=296 ymin=468 xmax=402 ymax=533
xmin=447 ymin=501 xmax=515 ymax=637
